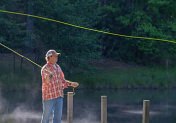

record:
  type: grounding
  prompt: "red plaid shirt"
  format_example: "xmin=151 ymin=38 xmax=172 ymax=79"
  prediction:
xmin=41 ymin=63 xmax=69 ymax=100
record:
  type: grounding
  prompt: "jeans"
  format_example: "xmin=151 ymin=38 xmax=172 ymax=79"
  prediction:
xmin=41 ymin=97 xmax=63 ymax=123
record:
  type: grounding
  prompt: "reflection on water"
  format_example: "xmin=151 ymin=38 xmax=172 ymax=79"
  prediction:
xmin=123 ymin=110 xmax=160 ymax=115
xmin=0 ymin=89 xmax=176 ymax=123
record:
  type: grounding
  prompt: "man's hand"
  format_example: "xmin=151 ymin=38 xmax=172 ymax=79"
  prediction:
xmin=70 ymin=82 xmax=79 ymax=88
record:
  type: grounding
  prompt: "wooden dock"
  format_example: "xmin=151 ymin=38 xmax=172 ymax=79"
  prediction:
xmin=67 ymin=92 xmax=150 ymax=123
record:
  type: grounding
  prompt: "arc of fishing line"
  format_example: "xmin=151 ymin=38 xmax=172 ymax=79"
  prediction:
xmin=0 ymin=9 xmax=175 ymax=44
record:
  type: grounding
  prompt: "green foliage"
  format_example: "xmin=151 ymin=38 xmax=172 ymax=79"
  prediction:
xmin=99 ymin=0 xmax=176 ymax=65
xmin=0 ymin=0 xmax=102 ymax=73
xmin=70 ymin=65 xmax=176 ymax=88
xmin=0 ymin=0 xmax=176 ymax=79
xmin=32 ymin=0 xmax=102 ymax=71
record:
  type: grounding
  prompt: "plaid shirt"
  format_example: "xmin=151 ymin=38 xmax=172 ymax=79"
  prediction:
xmin=41 ymin=63 xmax=69 ymax=100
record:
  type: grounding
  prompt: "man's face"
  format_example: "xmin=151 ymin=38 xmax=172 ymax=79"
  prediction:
xmin=49 ymin=54 xmax=58 ymax=64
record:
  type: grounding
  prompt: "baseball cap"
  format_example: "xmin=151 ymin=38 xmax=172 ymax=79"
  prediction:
xmin=45 ymin=49 xmax=61 ymax=57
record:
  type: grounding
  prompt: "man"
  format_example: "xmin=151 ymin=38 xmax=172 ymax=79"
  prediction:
xmin=41 ymin=49 xmax=79 ymax=123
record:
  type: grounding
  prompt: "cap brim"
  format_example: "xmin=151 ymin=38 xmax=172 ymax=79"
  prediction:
xmin=56 ymin=53 xmax=61 ymax=56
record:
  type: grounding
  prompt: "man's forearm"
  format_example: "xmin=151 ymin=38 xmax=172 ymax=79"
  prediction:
xmin=66 ymin=80 xmax=72 ymax=86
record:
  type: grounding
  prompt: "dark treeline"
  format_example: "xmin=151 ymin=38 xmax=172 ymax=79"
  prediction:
xmin=0 ymin=0 xmax=176 ymax=71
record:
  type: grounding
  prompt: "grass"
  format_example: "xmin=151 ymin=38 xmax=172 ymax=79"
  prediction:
xmin=1 ymin=56 xmax=176 ymax=89
xmin=69 ymin=64 xmax=176 ymax=89
xmin=0 ymin=57 xmax=41 ymax=91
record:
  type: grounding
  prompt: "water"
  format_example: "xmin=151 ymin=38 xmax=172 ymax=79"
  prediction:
xmin=0 ymin=88 xmax=176 ymax=123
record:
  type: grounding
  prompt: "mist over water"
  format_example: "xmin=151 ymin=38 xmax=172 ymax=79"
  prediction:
xmin=0 ymin=90 xmax=6 ymax=113
xmin=1 ymin=106 xmax=41 ymax=123
xmin=0 ymin=104 xmax=99 ymax=123
xmin=0 ymin=89 xmax=176 ymax=123
xmin=0 ymin=89 xmax=99 ymax=123
xmin=73 ymin=107 xmax=99 ymax=123
xmin=0 ymin=105 xmax=99 ymax=123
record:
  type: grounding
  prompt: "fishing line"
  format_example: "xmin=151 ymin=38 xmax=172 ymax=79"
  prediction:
xmin=0 ymin=9 xmax=175 ymax=44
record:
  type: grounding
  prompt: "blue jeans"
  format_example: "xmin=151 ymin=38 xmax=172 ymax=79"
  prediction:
xmin=41 ymin=97 xmax=63 ymax=123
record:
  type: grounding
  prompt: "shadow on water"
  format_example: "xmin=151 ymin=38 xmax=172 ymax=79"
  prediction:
xmin=0 ymin=88 xmax=176 ymax=123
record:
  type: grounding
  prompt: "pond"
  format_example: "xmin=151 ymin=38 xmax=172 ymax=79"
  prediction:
xmin=0 ymin=88 xmax=176 ymax=123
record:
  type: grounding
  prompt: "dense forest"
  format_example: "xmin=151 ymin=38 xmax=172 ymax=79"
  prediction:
xmin=0 ymin=0 xmax=176 ymax=88
xmin=0 ymin=0 xmax=176 ymax=65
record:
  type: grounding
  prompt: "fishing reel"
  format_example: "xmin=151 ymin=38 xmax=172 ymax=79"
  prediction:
xmin=49 ymin=74 xmax=53 ymax=79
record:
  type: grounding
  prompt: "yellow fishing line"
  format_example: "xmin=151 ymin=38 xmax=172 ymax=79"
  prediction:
xmin=0 ymin=9 xmax=175 ymax=44
xmin=0 ymin=42 xmax=42 ymax=68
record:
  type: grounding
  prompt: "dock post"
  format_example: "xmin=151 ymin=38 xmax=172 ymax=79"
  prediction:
xmin=67 ymin=92 xmax=73 ymax=123
xmin=101 ymin=96 xmax=107 ymax=123
xmin=142 ymin=100 xmax=150 ymax=123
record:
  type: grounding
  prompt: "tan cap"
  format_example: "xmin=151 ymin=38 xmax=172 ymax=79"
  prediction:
xmin=45 ymin=49 xmax=61 ymax=57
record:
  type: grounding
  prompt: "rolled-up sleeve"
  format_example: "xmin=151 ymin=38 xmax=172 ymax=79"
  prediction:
xmin=41 ymin=66 xmax=51 ymax=83
xmin=61 ymin=71 xmax=69 ymax=89
xmin=41 ymin=67 xmax=47 ymax=80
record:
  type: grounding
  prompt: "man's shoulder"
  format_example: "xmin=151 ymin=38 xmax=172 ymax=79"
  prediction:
xmin=56 ymin=64 xmax=60 ymax=67
xmin=56 ymin=64 xmax=61 ymax=69
xmin=41 ymin=64 xmax=49 ymax=71
xmin=56 ymin=64 xmax=62 ymax=71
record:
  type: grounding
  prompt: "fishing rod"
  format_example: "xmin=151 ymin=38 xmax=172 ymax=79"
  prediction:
xmin=0 ymin=42 xmax=76 ymax=95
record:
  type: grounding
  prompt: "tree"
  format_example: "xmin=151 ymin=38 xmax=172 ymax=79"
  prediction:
xmin=99 ymin=0 xmax=176 ymax=65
